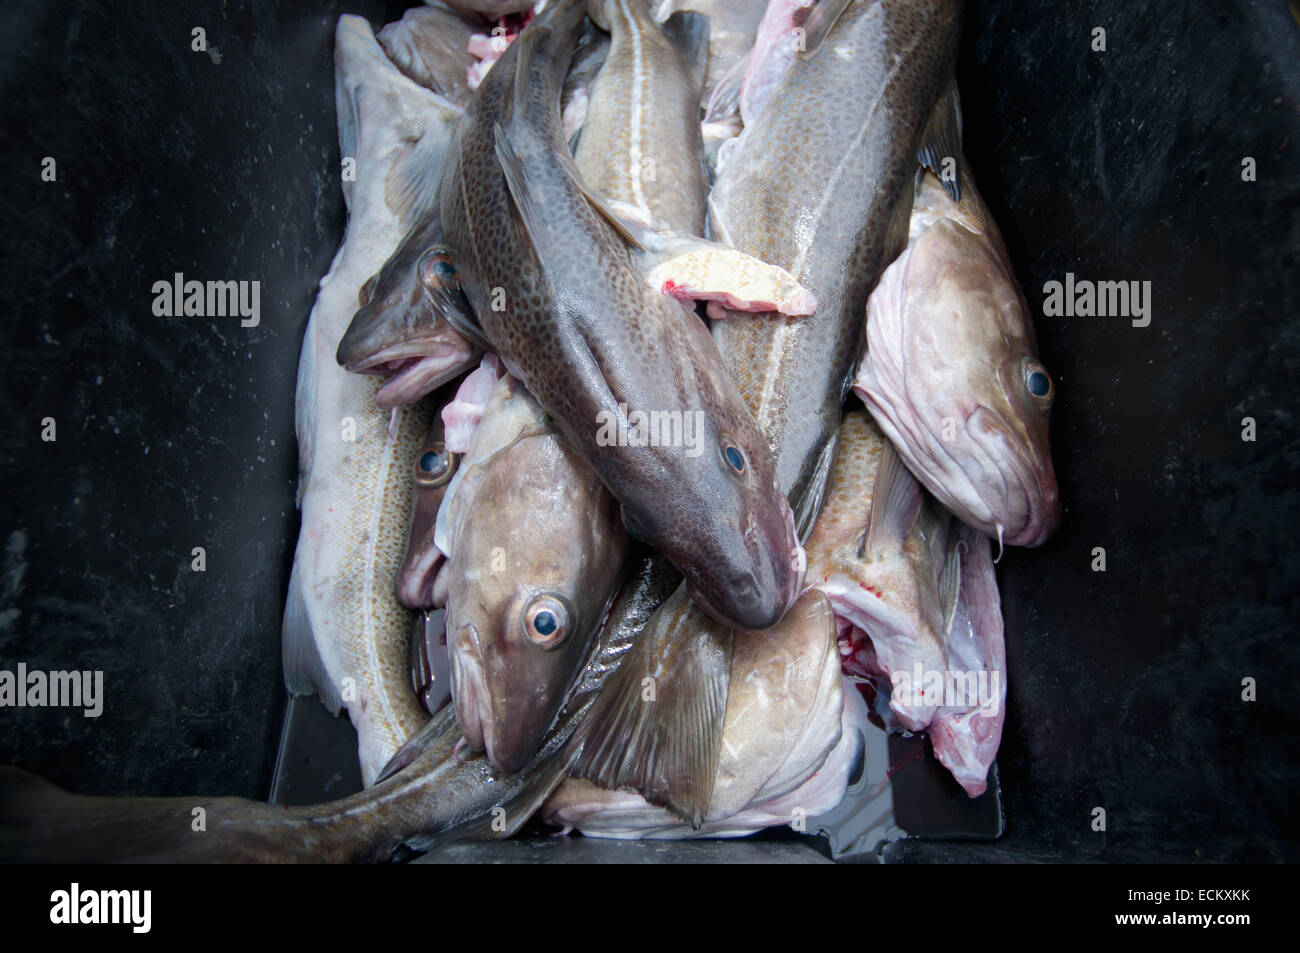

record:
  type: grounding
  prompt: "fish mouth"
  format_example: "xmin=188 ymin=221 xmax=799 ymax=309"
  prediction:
xmin=345 ymin=341 xmax=476 ymax=410
xmin=688 ymin=510 xmax=806 ymax=631
xmin=965 ymin=406 xmax=1060 ymax=547
xmin=817 ymin=577 xmax=943 ymax=734
xmin=448 ymin=624 xmax=494 ymax=760
xmin=396 ymin=540 xmax=444 ymax=610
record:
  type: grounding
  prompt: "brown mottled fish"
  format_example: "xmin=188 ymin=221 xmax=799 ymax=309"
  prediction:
xmin=804 ymin=408 xmax=1006 ymax=797
xmin=854 ymin=166 xmax=1060 ymax=548
xmin=435 ymin=374 xmax=629 ymax=773
xmin=0 ymin=557 xmax=681 ymax=863
xmin=708 ymin=0 xmax=964 ymax=537
xmin=436 ymin=0 xmax=805 ymax=632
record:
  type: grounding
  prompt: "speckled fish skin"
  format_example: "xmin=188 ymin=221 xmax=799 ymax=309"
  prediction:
xmin=576 ymin=0 xmax=708 ymax=234
xmin=438 ymin=0 xmax=802 ymax=630
xmin=854 ymin=167 xmax=1060 ymax=547
xmin=439 ymin=376 xmax=629 ymax=774
xmin=281 ymin=16 xmax=447 ymax=787
xmin=708 ymin=0 xmax=963 ymax=532
xmin=0 ymin=557 xmax=682 ymax=862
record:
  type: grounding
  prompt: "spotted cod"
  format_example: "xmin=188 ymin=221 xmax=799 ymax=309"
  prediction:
xmin=280 ymin=16 xmax=463 ymax=785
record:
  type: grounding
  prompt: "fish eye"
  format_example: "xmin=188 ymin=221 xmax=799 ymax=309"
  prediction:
xmin=418 ymin=247 xmax=456 ymax=292
xmin=522 ymin=594 xmax=571 ymax=649
xmin=719 ymin=436 xmax=746 ymax=476
xmin=358 ymin=275 xmax=376 ymax=307
xmin=414 ymin=443 xmax=457 ymax=487
xmin=1022 ymin=359 xmax=1054 ymax=410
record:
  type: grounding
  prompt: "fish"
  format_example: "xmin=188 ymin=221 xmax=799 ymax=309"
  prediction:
xmin=803 ymin=408 xmax=1006 ymax=796
xmin=0 ymin=555 xmax=682 ymax=863
xmin=436 ymin=0 xmax=806 ymax=632
xmin=655 ymin=0 xmax=767 ymax=110
xmin=334 ymin=216 xmax=480 ymax=411
xmin=396 ymin=395 xmax=463 ymax=717
xmin=552 ymin=0 xmax=816 ymax=825
xmin=337 ymin=19 xmax=607 ymax=412
xmin=707 ymin=0 xmax=964 ymax=538
xmin=334 ymin=6 xmax=484 ymax=412
xmin=574 ymin=0 xmax=814 ymax=311
xmin=547 ymin=591 xmax=869 ymax=838
xmin=378 ymin=3 xmax=480 ymax=101
xmin=576 ymin=0 xmax=712 ymax=235
xmin=853 ymin=166 xmax=1060 ymax=548
xmin=280 ymin=16 xmax=459 ymax=786
xmin=434 ymin=372 xmax=629 ymax=773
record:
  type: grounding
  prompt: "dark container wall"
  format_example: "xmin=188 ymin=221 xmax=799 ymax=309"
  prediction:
xmin=0 ymin=0 xmax=408 ymax=800
xmin=1 ymin=0 xmax=1297 ymax=862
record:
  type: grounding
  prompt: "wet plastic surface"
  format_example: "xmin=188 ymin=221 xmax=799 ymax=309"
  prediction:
xmin=1 ymin=1 xmax=1297 ymax=862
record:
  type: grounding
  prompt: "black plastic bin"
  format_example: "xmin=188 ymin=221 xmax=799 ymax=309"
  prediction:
xmin=0 ymin=0 xmax=1296 ymax=862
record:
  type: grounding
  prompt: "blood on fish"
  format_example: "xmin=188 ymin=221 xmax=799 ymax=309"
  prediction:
xmin=660 ymin=280 xmax=678 ymax=295
xmin=857 ymin=581 xmax=884 ymax=599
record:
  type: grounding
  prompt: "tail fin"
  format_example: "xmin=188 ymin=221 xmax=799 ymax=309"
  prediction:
xmin=0 ymin=766 xmax=327 ymax=863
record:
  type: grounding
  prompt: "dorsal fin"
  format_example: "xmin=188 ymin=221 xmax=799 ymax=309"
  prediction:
xmin=917 ymin=79 xmax=964 ymax=202
xmin=506 ymin=24 xmax=549 ymax=124
xmin=801 ymin=0 xmax=854 ymax=56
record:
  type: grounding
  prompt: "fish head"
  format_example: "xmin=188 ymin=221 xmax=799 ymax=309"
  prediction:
xmin=446 ymin=434 xmax=628 ymax=774
xmin=396 ymin=419 xmax=460 ymax=609
xmin=336 ymin=219 xmax=478 ymax=410
xmin=611 ymin=324 xmax=805 ymax=631
xmin=859 ymin=217 xmax=1060 ymax=547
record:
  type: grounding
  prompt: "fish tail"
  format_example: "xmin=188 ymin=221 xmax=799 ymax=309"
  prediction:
xmin=0 ymin=766 xmax=362 ymax=863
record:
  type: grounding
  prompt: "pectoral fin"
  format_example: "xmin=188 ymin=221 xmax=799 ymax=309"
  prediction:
xmin=386 ymin=131 xmax=456 ymax=226
xmin=802 ymin=0 xmax=854 ymax=56
xmin=704 ymin=49 xmax=749 ymax=123
xmin=374 ymin=706 xmax=455 ymax=784
xmin=565 ymin=584 xmax=731 ymax=827
xmin=861 ymin=438 xmax=923 ymax=559
xmin=938 ymin=533 xmax=964 ymax=639
xmin=281 ymin=562 xmax=343 ymax=715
